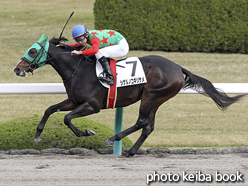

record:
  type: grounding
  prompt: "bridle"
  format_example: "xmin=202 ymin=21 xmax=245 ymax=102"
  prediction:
xmin=20 ymin=41 xmax=95 ymax=81
xmin=21 ymin=41 xmax=50 ymax=74
xmin=21 ymin=42 xmax=71 ymax=74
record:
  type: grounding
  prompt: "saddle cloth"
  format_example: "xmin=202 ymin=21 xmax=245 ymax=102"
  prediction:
xmin=96 ymin=57 xmax=147 ymax=108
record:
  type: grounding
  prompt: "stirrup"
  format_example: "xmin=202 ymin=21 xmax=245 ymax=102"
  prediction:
xmin=98 ymin=72 xmax=114 ymax=85
xmin=99 ymin=71 xmax=106 ymax=78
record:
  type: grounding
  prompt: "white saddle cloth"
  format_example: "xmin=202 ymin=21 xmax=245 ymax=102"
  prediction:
xmin=96 ymin=57 xmax=147 ymax=88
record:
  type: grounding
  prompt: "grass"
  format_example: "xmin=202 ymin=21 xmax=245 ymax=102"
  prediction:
xmin=0 ymin=113 xmax=133 ymax=150
xmin=0 ymin=0 xmax=248 ymax=149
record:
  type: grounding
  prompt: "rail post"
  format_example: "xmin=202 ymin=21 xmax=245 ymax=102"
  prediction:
xmin=113 ymin=107 xmax=124 ymax=155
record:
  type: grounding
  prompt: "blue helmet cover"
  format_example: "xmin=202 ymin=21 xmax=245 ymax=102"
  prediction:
xmin=72 ymin=25 xmax=88 ymax=39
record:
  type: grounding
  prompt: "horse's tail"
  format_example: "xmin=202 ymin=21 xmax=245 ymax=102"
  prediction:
xmin=181 ymin=67 xmax=245 ymax=110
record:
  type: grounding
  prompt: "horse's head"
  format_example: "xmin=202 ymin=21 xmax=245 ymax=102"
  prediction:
xmin=14 ymin=34 xmax=49 ymax=77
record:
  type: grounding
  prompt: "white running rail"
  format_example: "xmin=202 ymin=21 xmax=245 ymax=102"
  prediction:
xmin=0 ymin=83 xmax=248 ymax=94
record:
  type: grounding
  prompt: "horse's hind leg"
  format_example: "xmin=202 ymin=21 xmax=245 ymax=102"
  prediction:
xmin=104 ymin=98 xmax=155 ymax=146
xmin=34 ymin=99 xmax=77 ymax=144
xmin=124 ymin=112 xmax=156 ymax=157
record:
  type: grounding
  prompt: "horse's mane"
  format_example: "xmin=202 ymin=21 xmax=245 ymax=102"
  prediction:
xmin=49 ymin=37 xmax=75 ymax=51
xmin=48 ymin=36 xmax=96 ymax=61
xmin=49 ymin=37 xmax=68 ymax=45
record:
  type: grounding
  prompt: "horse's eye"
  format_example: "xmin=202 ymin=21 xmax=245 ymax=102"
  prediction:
xmin=28 ymin=48 xmax=37 ymax=57
xmin=29 ymin=50 xmax=35 ymax=54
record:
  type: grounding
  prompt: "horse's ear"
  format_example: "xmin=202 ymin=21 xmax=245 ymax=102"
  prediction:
xmin=39 ymin=35 xmax=48 ymax=45
xmin=38 ymin=34 xmax=45 ymax=43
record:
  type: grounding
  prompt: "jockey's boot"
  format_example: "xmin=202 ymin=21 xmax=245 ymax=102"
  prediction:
xmin=98 ymin=56 xmax=114 ymax=85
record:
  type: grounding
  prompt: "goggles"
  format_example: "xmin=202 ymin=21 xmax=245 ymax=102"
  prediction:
xmin=75 ymin=35 xmax=86 ymax=42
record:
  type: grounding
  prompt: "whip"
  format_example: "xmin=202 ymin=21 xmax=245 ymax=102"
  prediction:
xmin=58 ymin=11 xmax=74 ymax=41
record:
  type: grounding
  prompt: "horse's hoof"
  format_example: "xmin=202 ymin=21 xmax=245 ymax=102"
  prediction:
xmin=104 ymin=139 xmax=114 ymax=146
xmin=34 ymin=136 xmax=42 ymax=144
xmin=86 ymin=129 xmax=96 ymax=136
xmin=122 ymin=151 xmax=130 ymax=157
xmin=122 ymin=151 xmax=134 ymax=157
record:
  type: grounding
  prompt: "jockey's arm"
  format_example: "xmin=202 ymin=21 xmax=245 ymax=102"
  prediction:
xmin=70 ymin=38 xmax=100 ymax=56
xmin=81 ymin=37 xmax=100 ymax=55
xmin=67 ymin=42 xmax=84 ymax=49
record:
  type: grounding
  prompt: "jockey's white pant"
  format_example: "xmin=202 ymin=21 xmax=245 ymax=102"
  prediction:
xmin=95 ymin=38 xmax=129 ymax=60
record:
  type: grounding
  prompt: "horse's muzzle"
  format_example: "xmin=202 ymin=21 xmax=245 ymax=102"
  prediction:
xmin=13 ymin=67 xmax=26 ymax=77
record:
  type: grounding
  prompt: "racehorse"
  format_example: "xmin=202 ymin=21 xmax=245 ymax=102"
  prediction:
xmin=14 ymin=35 xmax=245 ymax=156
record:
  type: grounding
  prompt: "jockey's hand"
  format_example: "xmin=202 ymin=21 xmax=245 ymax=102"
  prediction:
xmin=56 ymin=43 xmax=67 ymax=48
xmin=71 ymin=50 xmax=81 ymax=55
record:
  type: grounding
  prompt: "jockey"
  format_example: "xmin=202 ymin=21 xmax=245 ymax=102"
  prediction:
xmin=58 ymin=25 xmax=129 ymax=85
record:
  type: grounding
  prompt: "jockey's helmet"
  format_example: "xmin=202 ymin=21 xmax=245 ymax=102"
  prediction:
xmin=72 ymin=25 xmax=88 ymax=39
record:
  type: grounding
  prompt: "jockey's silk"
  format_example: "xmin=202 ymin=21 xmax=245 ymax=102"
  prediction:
xmin=88 ymin=30 xmax=125 ymax=48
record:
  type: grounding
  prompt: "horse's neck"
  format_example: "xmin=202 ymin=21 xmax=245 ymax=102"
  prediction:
xmin=48 ymin=45 xmax=92 ymax=82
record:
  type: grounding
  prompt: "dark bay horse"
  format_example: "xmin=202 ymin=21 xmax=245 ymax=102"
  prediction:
xmin=14 ymin=35 xmax=245 ymax=156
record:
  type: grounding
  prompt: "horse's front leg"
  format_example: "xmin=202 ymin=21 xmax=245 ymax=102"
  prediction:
xmin=63 ymin=101 xmax=100 ymax=137
xmin=34 ymin=99 xmax=77 ymax=144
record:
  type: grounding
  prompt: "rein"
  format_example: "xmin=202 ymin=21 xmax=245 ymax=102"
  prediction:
xmin=63 ymin=55 xmax=83 ymax=82
xmin=63 ymin=54 xmax=94 ymax=82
